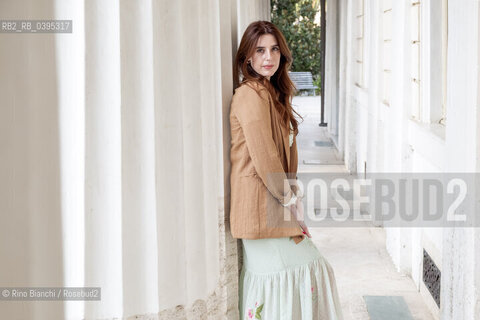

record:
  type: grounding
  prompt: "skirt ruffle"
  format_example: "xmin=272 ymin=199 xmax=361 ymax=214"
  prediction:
xmin=239 ymin=237 xmax=343 ymax=320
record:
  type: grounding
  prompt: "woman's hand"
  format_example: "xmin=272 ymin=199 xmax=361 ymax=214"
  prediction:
xmin=290 ymin=198 xmax=312 ymax=238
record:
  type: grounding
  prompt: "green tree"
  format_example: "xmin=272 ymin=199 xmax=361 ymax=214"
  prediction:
xmin=271 ymin=0 xmax=321 ymax=87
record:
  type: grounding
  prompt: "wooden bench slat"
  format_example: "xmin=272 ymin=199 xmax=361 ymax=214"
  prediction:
xmin=288 ymin=71 xmax=318 ymax=94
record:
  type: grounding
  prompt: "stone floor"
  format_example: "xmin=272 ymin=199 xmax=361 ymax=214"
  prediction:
xmin=293 ymin=96 xmax=435 ymax=320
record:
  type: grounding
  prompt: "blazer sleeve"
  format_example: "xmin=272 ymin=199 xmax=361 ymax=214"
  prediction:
xmin=231 ymin=83 xmax=296 ymax=206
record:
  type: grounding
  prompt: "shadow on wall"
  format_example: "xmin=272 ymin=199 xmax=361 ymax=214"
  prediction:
xmin=0 ymin=0 xmax=65 ymax=318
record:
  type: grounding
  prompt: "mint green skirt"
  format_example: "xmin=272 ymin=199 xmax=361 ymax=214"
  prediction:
xmin=239 ymin=237 xmax=344 ymax=320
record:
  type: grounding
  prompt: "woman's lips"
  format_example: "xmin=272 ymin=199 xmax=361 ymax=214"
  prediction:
xmin=263 ymin=65 xmax=274 ymax=69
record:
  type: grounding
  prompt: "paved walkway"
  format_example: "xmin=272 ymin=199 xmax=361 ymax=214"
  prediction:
xmin=293 ymin=96 xmax=435 ymax=320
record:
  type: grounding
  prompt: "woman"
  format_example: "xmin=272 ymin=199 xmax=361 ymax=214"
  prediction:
xmin=229 ymin=21 xmax=344 ymax=319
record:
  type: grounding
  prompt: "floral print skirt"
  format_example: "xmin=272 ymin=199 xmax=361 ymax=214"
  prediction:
xmin=239 ymin=236 xmax=344 ymax=320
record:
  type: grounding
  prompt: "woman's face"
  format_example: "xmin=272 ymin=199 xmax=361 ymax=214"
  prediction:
xmin=248 ymin=34 xmax=281 ymax=80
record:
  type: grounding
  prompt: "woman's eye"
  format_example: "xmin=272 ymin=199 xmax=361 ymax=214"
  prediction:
xmin=273 ymin=47 xmax=279 ymax=51
xmin=256 ymin=49 xmax=264 ymax=53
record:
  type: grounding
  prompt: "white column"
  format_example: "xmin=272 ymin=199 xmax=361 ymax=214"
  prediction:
xmin=152 ymin=0 xmax=225 ymax=316
xmin=152 ymin=0 xmax=188 ymax=311
xmin=119 ymin=0 xmax=159 ymax=317
xmin=343 ymin=0 xmax=358 ymax=172
xmin=198 ymin=0 xmax=223 ymax=295
xmin=388 ymin=0 xmax=414 ymax=276
xmin=441 ymin=0 xmax=480 ymax=319
xmin=325 ymin=0 xmax=338 ymax=139
xmin=337 ymin=0 xmax=349 ymax=157
xmin=54 ymin=0 xmax=86 ymax=319
xmin=178 ymin=0 xmax=211 ymax=306
xmin=84 ymin=0 xmax=123 ymax=318
xmin=218 ymin=0 xmax=242 ymax=318
xmin=365 ymin=0 xmax=380 ymax=173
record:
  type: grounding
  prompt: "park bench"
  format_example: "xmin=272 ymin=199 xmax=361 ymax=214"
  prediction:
xmin=288 ymin=71 xmax=318 ymax=96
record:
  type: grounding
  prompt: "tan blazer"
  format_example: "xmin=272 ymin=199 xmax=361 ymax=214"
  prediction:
xmin=229 ymin=81 xmax=305 ymax=244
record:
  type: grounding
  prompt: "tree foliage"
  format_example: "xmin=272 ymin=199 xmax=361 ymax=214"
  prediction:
xmin=271 ymin=0 xmax=321 ymax=82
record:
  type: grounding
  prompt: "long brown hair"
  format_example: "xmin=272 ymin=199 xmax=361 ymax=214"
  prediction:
xmin=234 ymin=21 xmax=303 ymax=136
